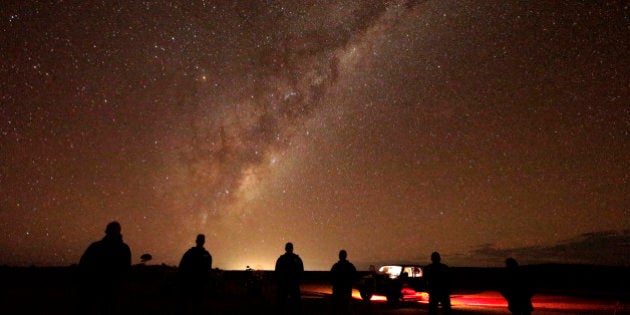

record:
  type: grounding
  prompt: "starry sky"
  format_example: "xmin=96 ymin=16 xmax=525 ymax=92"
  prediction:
xmin=1 ymin=1 xmax=628 ymax=270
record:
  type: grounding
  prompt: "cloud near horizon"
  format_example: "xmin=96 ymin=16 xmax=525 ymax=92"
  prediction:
xmin=466 ymin=230 xmax=629 ymax=267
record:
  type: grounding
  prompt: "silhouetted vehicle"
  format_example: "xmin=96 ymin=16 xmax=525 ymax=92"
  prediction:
xmin=356 ymin=264 xmax=427 ymax=303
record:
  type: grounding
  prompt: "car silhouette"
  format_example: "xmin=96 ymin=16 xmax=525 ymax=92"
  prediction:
xmin=356 ymin=264 xmax=427 ymax=303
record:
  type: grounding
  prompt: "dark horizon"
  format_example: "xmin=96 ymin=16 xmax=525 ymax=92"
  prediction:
xmin=1 ymin=228 xmax=628 ymax=269
xmin=3 ymin=261 xmax=629 ymax=272
xmin=0 ymin=230 xmax=630 ymax=271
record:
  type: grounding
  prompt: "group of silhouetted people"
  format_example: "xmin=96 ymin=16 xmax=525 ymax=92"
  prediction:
xmin=273 ymin=243 xmax=361 ymax=315
xmin=79 ymin=221 xmax=534 ymax=315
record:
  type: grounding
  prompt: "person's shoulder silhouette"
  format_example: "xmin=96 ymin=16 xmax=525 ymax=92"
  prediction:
xmin=425 ymin=252 xmax=449 ymax=284
xmin=79 ymin=221 xmax=131 ymax=279
xmin=177 ymin=234 xmax=212 ymax=313
xmin=330 ymin=250 xmax=356 ymax=314
xmin=331 ymin=250 xmax=356 ymax=278
xmin=275 ymin=242 xmax=304 ymax=278
xmin=274 ymin=242 xmax=303 ymax=314
xmin=424 ymin=251 xmax=452 ymax=314
xmin=179 ymin=234 xmax=212 ymax=278
xmin=330 ymin=250 xmax=356 ymax=292
xmin=78 ymin=221 xmax=131 ymax=314
xmin=275 ymin=242 xmax=304 ymax=289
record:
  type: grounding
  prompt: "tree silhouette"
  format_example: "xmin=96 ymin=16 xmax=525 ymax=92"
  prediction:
xmin=140 ymin=253 xmax=152 ymax=264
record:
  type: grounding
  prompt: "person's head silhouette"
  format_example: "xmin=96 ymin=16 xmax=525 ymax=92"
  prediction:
xmin=285 ymin=242 xmax=293 ymax=253
xmin=431 ymin=251 xmax=441 ymax=263
xmin=196 ymin=234 xmax=205 ymax=247
xmin=339 ymin=249 xmax=347 ymax=261
xmin=105 ymin=221 xmax=121 ymax=236
xmin=505 ymin=257 xmax=518 ymax=268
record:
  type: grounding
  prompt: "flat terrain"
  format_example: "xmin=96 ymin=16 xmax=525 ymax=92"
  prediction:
xmin=0 ymin=265 xmax=627 ymax=314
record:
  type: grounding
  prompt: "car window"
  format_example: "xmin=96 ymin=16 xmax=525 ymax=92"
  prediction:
xmin=379 ymin=266 xmax=402 ymax=278
xmin=403 ymin=266 xmax=423 ymax=278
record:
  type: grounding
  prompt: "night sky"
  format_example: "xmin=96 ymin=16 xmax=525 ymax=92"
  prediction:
xmin=1 ymin=1 xmax=628 ymax=270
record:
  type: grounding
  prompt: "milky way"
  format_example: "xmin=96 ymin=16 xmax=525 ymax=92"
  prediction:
xmin=1 ymin=1 xmax=628 ymax=270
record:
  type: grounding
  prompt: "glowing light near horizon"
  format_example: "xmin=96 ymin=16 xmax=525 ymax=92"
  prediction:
xmin=350 ymin=290 xmax=428 ymax=303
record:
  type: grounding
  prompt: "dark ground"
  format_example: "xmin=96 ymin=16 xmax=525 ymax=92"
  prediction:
xmin=0 ymin=264 xmax=627 ymax=314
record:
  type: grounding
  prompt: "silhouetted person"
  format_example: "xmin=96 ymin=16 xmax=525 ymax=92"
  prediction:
xmin=330 ymin=250 xmax=357 ymax=314
xmin=275 ymin=242 xmax=304 ymax=314
xmin=500 ymin=258 xmax=534 ymax=315
xmin=424 ymin=251 xmax=451 ymax=315
xmin=178 ymin=234 xmax=213 ymax=314
xmin=78 ymin=221 xmax=131 ymax=315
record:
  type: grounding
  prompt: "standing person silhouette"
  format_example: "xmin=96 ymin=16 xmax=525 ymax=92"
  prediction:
xmin=330 ymin=249 xmax=356 ymax=315
xmin=424 ymin=251 xmax=451 ymax=315
xmin=78 ymin=221 xmax=132 ymax=315
xmin=275 ymin=242 xmax=304 ymax=314
xmin=178 ymin=234 xmax=213 ymax=314
xmin=500 ymin=258 xmax=534 ymax=315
